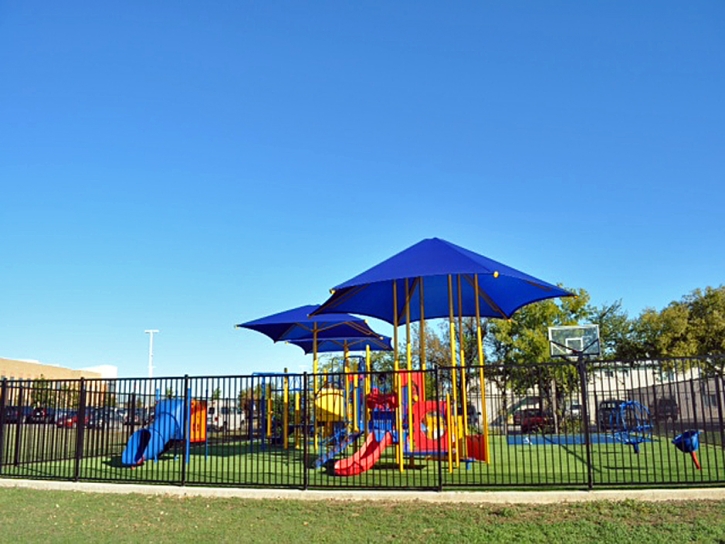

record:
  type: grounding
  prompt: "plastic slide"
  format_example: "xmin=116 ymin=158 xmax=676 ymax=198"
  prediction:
xmin=333 ymin=432 xmax=393 ymax=476
xmin=121 ymin=399 xmax=185 ymax=466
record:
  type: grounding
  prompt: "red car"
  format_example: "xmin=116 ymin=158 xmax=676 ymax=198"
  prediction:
xmin=55 ymin=411 xmax=89 ymax=429
xmin=519 ymin=409 xmax=554 ymax=433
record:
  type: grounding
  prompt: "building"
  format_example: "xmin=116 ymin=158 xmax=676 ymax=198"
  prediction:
xmin=0 ymin=357 xmax=118 ymax=408
xmin=0 ymin=357 xmax=103 ymax=381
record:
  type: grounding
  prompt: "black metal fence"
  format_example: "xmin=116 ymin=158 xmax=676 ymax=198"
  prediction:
xmin=1 ymin=356 xmax=723 ymax=491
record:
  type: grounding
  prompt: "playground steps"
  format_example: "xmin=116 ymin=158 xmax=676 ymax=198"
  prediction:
xmin=314 ymin=429 xmax=363 ymax=468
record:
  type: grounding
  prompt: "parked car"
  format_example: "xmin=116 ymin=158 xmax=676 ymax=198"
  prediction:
xmin=597 ymin=399 xmax=625 ymax=430
xmin=86 ymin=408 xmax=123 ymax=429
xmin=513 ymin=407 xmax=538 ymax=426
xmin=653 ymin=397 xmax=679 ymax=422
xmin=25 ymin=407 xmax=56 ymax=424
xmin=56 ymin=411 xmax=89 ymax=429
xmin=565 ymin=402 xmax=582 ymax=419
xmin=124 ymin=408 xmax=153 ymax=426
xmin=519 ymin=408 xmax=554 ymax=433
xmin=208 ymin=401 xmax=244 ymax=432
xmin=3 ymin=406 xmax=32 ymax=423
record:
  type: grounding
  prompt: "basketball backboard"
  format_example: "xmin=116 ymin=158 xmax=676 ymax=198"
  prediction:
xmin=548 ymin=324 xmax=600 ymax=360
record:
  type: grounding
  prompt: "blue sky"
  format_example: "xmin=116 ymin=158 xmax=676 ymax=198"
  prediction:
xmin=1 ymin=2 xmax=723 ymax=378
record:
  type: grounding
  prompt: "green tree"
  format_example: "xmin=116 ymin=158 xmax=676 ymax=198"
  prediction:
xmin=485 ymin=287 xmax=593 ymax=428
xmin=30 ymin=376 xmax=55 ymax=407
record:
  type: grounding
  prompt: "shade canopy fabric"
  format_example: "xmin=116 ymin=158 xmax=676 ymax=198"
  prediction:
xmin=236 ymin=304 xmax=382 ymax=342
xmin=314 ymin=238 xmax=572 ymax=324
xmin=286 ymin=335 xmax=393 ymax=355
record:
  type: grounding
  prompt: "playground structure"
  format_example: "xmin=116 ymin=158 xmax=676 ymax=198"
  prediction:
xmin=121 ymin=396 xmax=207 ymax=466
xmin=119 ymin=350 xmax=481 ymax=477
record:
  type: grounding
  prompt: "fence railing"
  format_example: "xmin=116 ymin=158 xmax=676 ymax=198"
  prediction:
xmin=1 ymin=356 xmax=723 ymax=491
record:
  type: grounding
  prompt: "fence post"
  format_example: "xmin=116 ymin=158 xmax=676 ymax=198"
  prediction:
xmin=74 ymin=378 xmax=87 ymax=482
xmin=716 ymin=374 xmax=725 ymax=450
xmin=0 ymin=379 xmax=7 ymax=472
xmin=181 ymin=375 xmax=190 ymax=487
xmin=302 ymin=372 xmax=309 ymax=491
xmin=13 ymin=383 xmax=24 ymax=466
xmin=577 ymin=357 xmax=594 ymax=490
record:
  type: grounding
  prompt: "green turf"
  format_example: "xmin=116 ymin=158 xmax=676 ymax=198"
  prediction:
xmin=3 ymin=431 xmax=723 ymax=490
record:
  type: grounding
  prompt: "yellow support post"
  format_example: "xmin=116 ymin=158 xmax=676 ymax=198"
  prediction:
xmin=447 ymin=275 xmax=460 ymax=468
xmin=294 ymin=391 xmax=301 ymax=449
xmin=266 ymin=383 xmax=272 ymax=438
xmin=405 ymin=278 xmax=414 ymax=455
xmin=283 ymin=369 xmax=289 ymax=450
xmin=474 ymin=274 xmax=490 ymax=462
xmin=312 ymin=324 xmax=319 ymax=455
xmin=364 ymin=345 xmax=371 ymax=439
xmin=393 ymin=280 xmax=404 ymax=472
xmin=446 ymin=393 xmax=454 ymax=473
xmin=420 ymin=278 xmax=426 ymax=372
xmin=458 ymin=276 xmax=469 ymax=459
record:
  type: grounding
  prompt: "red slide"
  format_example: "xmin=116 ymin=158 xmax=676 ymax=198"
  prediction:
xmin=333 ymin=432 xmax=393 ymax=476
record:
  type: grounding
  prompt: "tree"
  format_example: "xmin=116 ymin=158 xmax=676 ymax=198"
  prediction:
xmin=30 ymin=375 xmax=55 ymax=407
xmin=485 ymin=287 xmax=593 ymax=428
xmin=614 ymin=286 xmax=725 ymax=362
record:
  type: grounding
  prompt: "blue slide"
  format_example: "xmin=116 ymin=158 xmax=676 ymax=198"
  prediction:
xmin=121 ymin=399 xmax=186 ymax=466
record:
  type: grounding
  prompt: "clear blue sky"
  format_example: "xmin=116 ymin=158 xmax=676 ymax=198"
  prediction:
xmin=1 ymin=2 xmax=723 ymax=378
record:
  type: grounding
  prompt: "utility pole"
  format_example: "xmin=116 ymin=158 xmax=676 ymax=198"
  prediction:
xmin=145 ymin=329 xmax=159 ymax=379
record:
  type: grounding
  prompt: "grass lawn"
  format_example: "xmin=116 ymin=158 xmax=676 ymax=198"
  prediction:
xmin=3 ymin=430 xmax=722 ymax=490
xmin=0 ymin=487 xmax=724 ymax=543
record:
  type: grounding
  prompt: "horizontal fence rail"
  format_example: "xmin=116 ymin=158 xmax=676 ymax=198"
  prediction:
xmin=0 ymin=357 xmax=723 ymax=491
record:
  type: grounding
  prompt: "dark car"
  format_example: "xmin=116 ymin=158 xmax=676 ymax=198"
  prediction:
xmin=3 ymin=406 xmax=32 ymax=423
xmin=597 ymin=399 xmax=625 ymax=430
xmin=87 ymin=408 xmax=122 ymax=429
xmin=519 ymin=408 xmax=554 ymax=433
xmin=653 ymin=397 xmax=679 ymax=422
xmin=26 ymin=407 xmax=56 ymax=424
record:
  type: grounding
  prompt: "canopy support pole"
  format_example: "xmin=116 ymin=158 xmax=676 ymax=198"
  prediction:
xmin=405 ymin=278 xmax=414 ymax=456
xmin=475 ymin=274 xmax=490 ymax=462
xmin=447 ymin=275 xmax=460 ymax=468
xmin=393 ymin=281 xmax=404 ymax=472
xmin=457 ymin=275 xmax=469 ymax=458
xmin=313 ymin=323 xmax=319 ymax=456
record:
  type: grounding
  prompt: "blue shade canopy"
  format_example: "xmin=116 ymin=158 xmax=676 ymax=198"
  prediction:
xmin=236 ymin=304 xmax=381 ymax=342
xmin=314 ymin=238 xmax=573 ymax=324
xmin=286 ymin=336 xmax=393 ymax=355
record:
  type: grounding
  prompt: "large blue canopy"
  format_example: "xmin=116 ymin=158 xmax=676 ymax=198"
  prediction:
xmin=286 ymin=335 xmax=393 ymax=355
xmin=314 ymin=238 xmax=573 ymax=324
xmin=236 ymin=304 xmax=382 ymax=342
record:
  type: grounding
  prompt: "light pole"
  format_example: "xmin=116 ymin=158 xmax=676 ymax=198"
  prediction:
xmin=145 ymin=329 xmax=159 ymax=379
xmin=145 ymin=329 xmax=159 ymax=408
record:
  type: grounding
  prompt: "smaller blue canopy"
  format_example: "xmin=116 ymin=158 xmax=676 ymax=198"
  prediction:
xmin=236 ymin=304 xmax=381 ymax=342
xmin=286 ymin=336 xmax=393 ymax=355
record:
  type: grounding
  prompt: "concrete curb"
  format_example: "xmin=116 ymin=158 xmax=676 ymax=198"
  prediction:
xmin=1 ymin=478 xmax=725 ymax=503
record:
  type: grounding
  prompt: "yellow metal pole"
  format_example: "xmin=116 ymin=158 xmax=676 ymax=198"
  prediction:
xmin=313 ymin=323 xmax=319 ymax=455
xmin=266 ymin=383 xmax=272 ymax=438
xmin=420 ymin=278 xmax=426 ymax=371
xmin=393 ymin=280 xmax=404 ymax=472
xmin=474 ymin=274 xmax=490 ymax=462
xmin=447 ymin=275 xmax=460 ymax=468
xmin=294 ymin=391 xmax=301 ymax=449
xmin=458 ymin=276 xmax=469 ymax=458
xmin=364 ymin=344 xmax=371 ymax=439
xmin=405 ymin=278 xmax=414 ymax=455
xmin=446 ymin=393 xmax=454 ymax=473
xmin=283 ymin=368 xmax=289 ymax=450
